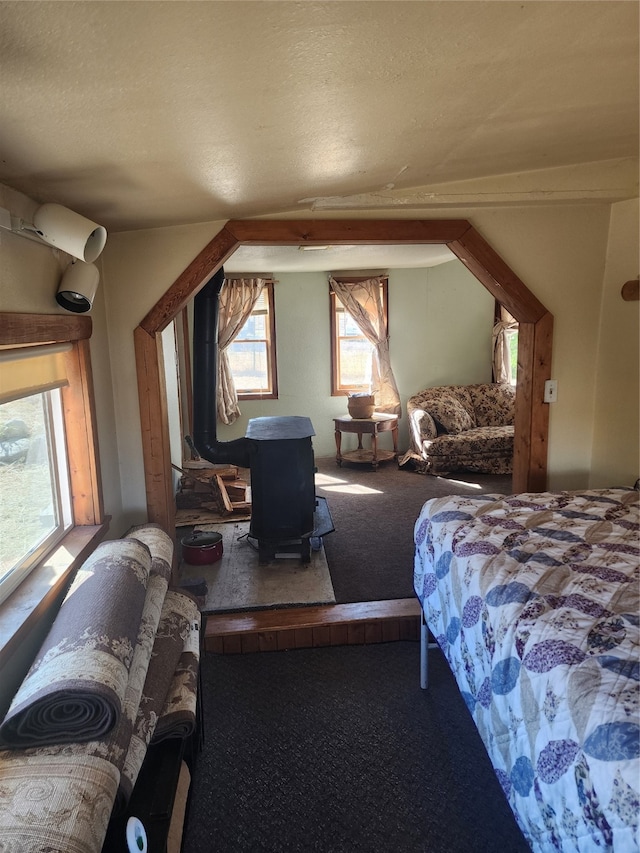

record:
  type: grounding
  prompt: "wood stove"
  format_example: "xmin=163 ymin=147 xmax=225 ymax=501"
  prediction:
xmin=191 ymin=270 xmax=333 ymax=564
xmin=246 ymin=415 xmax=316 ymax=563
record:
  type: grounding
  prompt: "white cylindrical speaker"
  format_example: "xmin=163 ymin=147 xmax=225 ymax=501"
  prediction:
xmin=56 ymin=261 xmax=100 ymax=313
xmin=33 ymin=203 xmax=107 ymax=263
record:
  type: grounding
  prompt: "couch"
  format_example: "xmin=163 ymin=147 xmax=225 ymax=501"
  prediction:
xmin=400 ymin=383 xmax=515 ymax=475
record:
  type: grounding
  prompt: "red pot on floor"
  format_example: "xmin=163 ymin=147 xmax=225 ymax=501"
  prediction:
xmin=181 ymin=531 xmax=223 ymax=565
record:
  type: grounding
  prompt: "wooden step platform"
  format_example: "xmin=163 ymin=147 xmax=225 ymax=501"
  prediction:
xmin=204 ymin=598 xmax=421 ymax=654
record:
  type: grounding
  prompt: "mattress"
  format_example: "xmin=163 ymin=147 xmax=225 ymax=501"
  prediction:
xmin=414 ymin=488 xmax=639 ymax=852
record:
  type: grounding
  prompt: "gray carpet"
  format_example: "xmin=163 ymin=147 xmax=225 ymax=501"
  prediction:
xmin=182 ymin=641 xmax=529 ymax=853
xmin=314 ymin=456 xmax=512 ymax=603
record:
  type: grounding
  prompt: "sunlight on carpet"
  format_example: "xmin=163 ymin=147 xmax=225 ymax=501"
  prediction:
xmin=319 ymin=483 xmax=383 ymax=495
xmin=437 ymin=476 xmax=483 ymax=490
xmin=315 ymin=471 xmax=383 ymax=495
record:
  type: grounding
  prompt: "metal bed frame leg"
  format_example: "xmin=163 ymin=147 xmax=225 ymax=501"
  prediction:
xmin=420 ymin=611 xmax=429 ymax=689
xmin=420 ymin=610 xmax=441 ymax=689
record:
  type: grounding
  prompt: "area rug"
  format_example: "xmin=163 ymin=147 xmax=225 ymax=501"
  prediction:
xmin=0 ymin=538 xmax=151 ymax=748
xmin=179 ymin=521 xmax=336 ymax=614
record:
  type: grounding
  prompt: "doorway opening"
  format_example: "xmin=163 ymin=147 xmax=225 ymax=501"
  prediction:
xmin=134 ymin=219 xmax=553 ymax=536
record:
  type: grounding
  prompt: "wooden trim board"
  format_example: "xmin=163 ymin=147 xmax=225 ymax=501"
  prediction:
xmin=205 ymin=597 xmax=421 ymax=654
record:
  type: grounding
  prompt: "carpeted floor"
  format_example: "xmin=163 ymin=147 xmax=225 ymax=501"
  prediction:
xmin=314 ymin=456 xmax=512 ymax=603
xmin=182 ymin=641 xmax=529 ymax=853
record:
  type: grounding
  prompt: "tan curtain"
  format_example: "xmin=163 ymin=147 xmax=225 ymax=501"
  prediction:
xmin=492 ymin=306 xmax=518 ymax=385
xmin=217 ymin=277 xmax=266 ymax=424
xmin=329 ymin=276 xmax=401 ymax=416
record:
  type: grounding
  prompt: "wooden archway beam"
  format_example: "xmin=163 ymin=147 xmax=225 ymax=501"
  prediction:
xmin=135 ymin=219 xmax=554 ymax=531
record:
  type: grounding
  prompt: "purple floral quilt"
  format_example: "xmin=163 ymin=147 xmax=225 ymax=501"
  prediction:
xmin=414 ymin=488 xmax=639 ymax=852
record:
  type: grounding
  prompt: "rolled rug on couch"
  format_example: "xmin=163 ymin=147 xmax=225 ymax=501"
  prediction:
xmin=118 ymin=588 xmax=197 ymax=805
xmin=0 ymin=538 xmax=151 ymax=748
xmin=152 ymin=597 xmax=201 ymax=743
xmin=0 ymin=752 xmax=120 ymax=853
xmin=93 ymin=525 xmax=173 ymax=775
xmin=118 ymin=524 xmax=174 ymax=729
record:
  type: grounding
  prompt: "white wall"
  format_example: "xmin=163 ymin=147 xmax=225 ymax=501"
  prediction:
xmin=390 ymin=262 xmax=494 ymax=399
xmin=161 ymin=322 xmax=183 ymax=496
xmin=212 ymin=262 xmax=494 ymax=457
xmin=456 ymin=204 xmax=613 ymax=489
xmin=99 ymin=220 xmax=226 ymax=532
xmin=590 ymin=198 xmax=640 ymax=488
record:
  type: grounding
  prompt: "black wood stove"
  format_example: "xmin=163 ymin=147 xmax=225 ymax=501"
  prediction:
xmin=190 ymin=269 xmax=333 ymax=563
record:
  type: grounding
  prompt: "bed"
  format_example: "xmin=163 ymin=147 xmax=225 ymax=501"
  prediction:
xmin=414 ymin=487 xmax=639 ymax=853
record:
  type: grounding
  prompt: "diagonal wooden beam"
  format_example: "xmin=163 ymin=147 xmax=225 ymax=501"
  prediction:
xmin=140 ymin=225 xmax=239 ymax=335
xmin=449 ymin=226 xmax=547 ymax=324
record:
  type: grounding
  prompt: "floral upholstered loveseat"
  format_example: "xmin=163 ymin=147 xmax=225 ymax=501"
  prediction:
xmin=400 ymin=383 xmax=515 ymax=475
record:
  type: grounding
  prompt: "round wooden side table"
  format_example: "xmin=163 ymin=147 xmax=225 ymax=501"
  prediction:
xmin=333 ymin=413 xmax=399 ymax=471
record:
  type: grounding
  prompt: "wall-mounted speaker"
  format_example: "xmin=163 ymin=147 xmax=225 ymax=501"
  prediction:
xmin=56 ymin=260 xmax=100 ymax=313
xmin=33 ymin=203 xmax=107 ymax=263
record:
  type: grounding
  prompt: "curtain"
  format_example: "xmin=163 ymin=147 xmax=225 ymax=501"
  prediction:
xmin=492 ymin=306 xmax=518 ymax=385
xmin=217 ymin=277 xmax=265 ymax=424
xmin=329 ymin=276 xmax=401 ymax=416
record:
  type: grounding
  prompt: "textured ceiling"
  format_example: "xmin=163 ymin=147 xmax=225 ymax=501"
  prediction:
xmin=224 ymin=242 xmax=456 ymax=272
xmin=0 ymin=1 xmax=638 ymax=235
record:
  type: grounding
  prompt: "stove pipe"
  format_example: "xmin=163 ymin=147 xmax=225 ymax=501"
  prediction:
xmin=191 ymin=268 xmax=253 ymax=468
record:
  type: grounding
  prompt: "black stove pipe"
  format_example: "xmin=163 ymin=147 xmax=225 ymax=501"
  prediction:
xmin=192 ymin=268 xmax=254 ymax=468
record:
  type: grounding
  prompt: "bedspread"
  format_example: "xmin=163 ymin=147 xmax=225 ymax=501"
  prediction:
xmin=414 ymin=488 xmax=640 ymax=852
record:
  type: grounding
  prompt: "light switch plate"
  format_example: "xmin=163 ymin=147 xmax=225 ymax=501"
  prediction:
xmin=544 ymin=379 xmax=558 ymax=403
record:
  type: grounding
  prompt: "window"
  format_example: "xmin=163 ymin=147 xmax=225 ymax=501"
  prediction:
xmin=493 ymin=302 xmax=518 ymax=386
xmin=227 ymin=281 xmax=278 ymax=399
xmin=0 ymin=389 xmax=72 ymax=605
xmin=0 ymin=345 xmax=74 ymax=605
xmin=505 ymin=326 xmax=519 ymax=385
xmin=330 ymin=277 xmax=388 ymax=395
xmin=0 ymin=314 xmax=105 ymax=623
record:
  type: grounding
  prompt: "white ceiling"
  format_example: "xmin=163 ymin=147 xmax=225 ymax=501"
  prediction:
xmin=224 ymin=242 xmax=456 ymax=273
xmin=0 ymin=0 xmax=637 ymax=246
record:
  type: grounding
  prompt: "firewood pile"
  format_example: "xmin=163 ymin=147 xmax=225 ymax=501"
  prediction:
xmin=174 ymin=460 xmax=251 ymax=526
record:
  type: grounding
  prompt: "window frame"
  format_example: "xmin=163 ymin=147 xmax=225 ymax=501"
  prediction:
xmin=505 ymin=326 xmax=519 ymax=386
xmin=0 ymin=312 xmax=107 ymax=668
xmin=494 ymin=300 xmax=519 ymax=386
xmin=229 ymin=279 xmax=278 ymax=400
xmin=329 ymin=275 xmax=389 ymax=396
